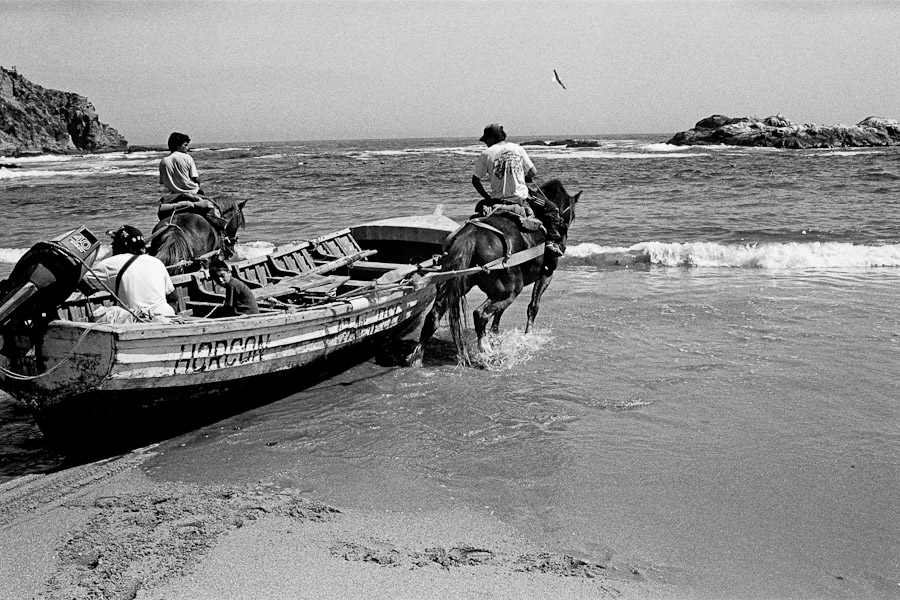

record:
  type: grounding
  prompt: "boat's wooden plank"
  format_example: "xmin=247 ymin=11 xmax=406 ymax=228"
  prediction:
xmin=300 ymin=275 xmax=350 ymax=296
xmin=270 ymin=248 xmax=314 ymax=274
xmin=334 ymin=234 xmax=361 ymax=255
xmin=238 ymin=262 xmax=269 ymax=286
xmin=311 ymin=228 xmax=352 ymax=245
xmin=266 ymin=260 xmax=298 ymax=277
xmin=317 ymin=239 xmax=340 ymax=257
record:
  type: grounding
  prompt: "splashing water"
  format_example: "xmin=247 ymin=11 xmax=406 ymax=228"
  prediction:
xmin=469 ymin=328 xmax=552 ymax=371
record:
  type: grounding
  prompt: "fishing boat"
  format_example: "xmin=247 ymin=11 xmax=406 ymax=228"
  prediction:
xmin=0 ymin=209 xmax=459 ymax=447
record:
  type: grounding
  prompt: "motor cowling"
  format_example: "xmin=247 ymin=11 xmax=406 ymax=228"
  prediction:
xmin=0 ymin=227 xmax=100 ymax=328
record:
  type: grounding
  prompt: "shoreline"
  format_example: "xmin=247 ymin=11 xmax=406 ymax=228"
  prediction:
xmin=0 ymin=447 xmax=673 ymax=600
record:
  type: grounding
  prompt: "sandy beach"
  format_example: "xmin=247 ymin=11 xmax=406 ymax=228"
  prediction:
xmin=0 ymin=446 xmax=674 ymax=600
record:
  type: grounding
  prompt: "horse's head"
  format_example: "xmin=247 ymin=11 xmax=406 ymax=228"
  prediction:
xmin=540 ymin=179 xmax=581 ymax=235
xmin=217 ymin=198 xmax=247 ymax=259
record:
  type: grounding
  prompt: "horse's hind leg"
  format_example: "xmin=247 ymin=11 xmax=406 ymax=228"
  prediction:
xmin=490 ymin=312 xmax=503 ymax=335
xmin=406 ymin=294 xmax=449 ymax=367
xmin=474 ymin=295 xmax=517 ymax=353
xmin=419 ymin=303 xmax=443 ymax=348
xmin=526 ymin=273 xmax=553 ymax=334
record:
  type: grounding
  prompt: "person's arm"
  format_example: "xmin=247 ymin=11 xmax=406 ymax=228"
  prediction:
xmin=163 ymin=270 xmax=178 ymax=306
xmin=471 ymin=175 xmax=491 ymax=202
xmin=188 ymin=154 xmax=200 ymax=186
xmin=522 ymin=148 xmax=537 ymax=182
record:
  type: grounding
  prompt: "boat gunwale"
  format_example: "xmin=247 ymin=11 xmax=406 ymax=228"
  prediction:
xmin=49 ymin=280 xmax=427 ymax=339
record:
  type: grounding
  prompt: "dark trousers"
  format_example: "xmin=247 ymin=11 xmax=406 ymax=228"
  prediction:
xmin=528 ymin=195 xmax=563 ymax=244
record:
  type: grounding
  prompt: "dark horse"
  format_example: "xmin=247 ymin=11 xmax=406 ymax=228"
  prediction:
xmin=149 ymin=196 xmax=247 ymax=268
xmin=413 ymin=179 xmax=581 ymax=365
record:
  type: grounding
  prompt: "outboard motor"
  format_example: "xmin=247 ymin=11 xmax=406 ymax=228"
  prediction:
xmin=0 ymin=227 xmax=100 ymax=329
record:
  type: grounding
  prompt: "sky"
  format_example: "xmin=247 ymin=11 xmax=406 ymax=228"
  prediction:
xmin=1 ymin=0 xmax=898 ymax=144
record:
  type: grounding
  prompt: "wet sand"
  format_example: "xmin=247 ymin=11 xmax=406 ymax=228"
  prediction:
xmin=0 ymin=446 xmax=674 ymax=600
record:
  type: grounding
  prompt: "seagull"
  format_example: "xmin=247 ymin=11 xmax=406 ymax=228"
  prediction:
xmin=553 ymin=69 xmax=567 ymax=90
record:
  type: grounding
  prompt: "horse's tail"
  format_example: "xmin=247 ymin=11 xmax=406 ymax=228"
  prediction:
xmin=151 ymin=225 xmax=193 ymax=266
xmin=440 ymin=225 xmax=478 ymax=365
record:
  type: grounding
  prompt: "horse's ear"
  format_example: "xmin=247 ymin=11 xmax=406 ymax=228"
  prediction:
xmin=572 ymin=191 xmax=582 ymax=204
xmin=238 ymin=200 xmax=248 ymax=209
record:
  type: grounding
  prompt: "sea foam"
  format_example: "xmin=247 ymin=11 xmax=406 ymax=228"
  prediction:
xmin=565 ymin=241 xmax=900 ymax=269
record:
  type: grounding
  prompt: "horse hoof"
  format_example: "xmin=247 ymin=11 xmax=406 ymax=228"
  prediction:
xmin=375 ymin=340 xmax=424 ymax=367
xmin=405 ymin=344 xmax=425 ymax=368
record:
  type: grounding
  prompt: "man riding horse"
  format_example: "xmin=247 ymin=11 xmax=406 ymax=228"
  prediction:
xmin=151 ymin=132 xmax=247 ymax=269
xmin=158 ymin=132 xmax=226 ymax=233
xmin=471 ymin=123 xmax=565 ymax=257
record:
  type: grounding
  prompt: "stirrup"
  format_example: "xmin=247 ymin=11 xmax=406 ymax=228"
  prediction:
xmin=545 ymin=241 xmax=565 ymax=256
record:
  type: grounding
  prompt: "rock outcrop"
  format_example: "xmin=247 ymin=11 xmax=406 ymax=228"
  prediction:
xmin=667 ymin=114 xmax=900 ymax=148
xmin=521 ymin=139 xmax=601 ymax=148
xmin=0 ymin=66 xmax=128 ymax=155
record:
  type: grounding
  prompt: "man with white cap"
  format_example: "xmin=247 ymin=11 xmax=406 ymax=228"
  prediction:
xmin=471 ymin=123 xmax=565 ymax=256
xmin=83 ymin=225 xmax=177 ymax=319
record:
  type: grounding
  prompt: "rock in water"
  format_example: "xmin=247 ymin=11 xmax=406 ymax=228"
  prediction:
xmin=667 ymin=114 xmax=900 ymax=148
xmin=0 ymin=66 xmax=128 ymax=155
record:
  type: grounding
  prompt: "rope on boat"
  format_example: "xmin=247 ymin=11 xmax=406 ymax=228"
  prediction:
xmin=0 ymin=321 xmax=101 ymax=380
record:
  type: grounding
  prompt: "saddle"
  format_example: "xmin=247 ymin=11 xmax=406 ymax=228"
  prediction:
xmin=476 ymin=201 xmax=543 ymax=232
xmin=158 ymin=194 xmax=228 ymax=231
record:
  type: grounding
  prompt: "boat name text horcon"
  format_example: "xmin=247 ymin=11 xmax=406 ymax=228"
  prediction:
xmin=174 ymin=334 xmax=271 ymax=374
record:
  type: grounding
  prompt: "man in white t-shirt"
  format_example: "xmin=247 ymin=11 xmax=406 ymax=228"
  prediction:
xmin=83 ymin=225 xmax=177 ymax=320
xmin=158 ymin=132 xmax=217 ymax=219
xmin=159 ymin=132 xmax=202 ymax=197
xmin=471 ymin=123 xmax=564 ymax=256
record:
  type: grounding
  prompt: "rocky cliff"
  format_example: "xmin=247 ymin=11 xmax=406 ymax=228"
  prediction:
xmin=0 ymin=66 xmax=128 ymax=155
xmin=667 ymin=114 xmax=900 ymax=149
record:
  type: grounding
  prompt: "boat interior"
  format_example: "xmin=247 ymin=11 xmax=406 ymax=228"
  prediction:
xmin=58 ymin=229 xmax=441 ymax=323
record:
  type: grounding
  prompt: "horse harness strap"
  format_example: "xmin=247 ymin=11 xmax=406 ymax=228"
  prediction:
xmin=114 ymin=254 xmax=142 ymax=296
xmin=469 ymin=220 xmax=511 ymax=259
xmin=146 ymin=221 xmax=186 ymax=245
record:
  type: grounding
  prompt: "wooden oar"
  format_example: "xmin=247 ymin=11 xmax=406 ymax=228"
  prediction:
xmin=374 ymin=256 xmax=441 ymax=285
xmin=421 ymin=244 xmax=546 ymax=284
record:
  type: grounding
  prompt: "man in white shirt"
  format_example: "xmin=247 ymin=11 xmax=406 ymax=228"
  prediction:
xmin=158 ymin=132 xmax=217 ymax=219
xmin=84 ymin=225 xmax=177 ymax=320
xmin=159 ymin=132 xmax=202 ymax=197
xmin=471 ymin=124 xmax=564 ymax=256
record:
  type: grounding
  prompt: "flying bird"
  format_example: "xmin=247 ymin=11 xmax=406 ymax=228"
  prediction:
xmin=553 ymin=69 xmax=567 ymax=90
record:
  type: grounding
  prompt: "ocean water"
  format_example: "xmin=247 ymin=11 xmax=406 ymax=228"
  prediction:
xmin=2 ymin=137 xmax=899 ymax=598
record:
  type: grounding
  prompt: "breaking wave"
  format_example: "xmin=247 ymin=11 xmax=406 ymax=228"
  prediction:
xmin=565 ymin=240 xmax=900 ymax=269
